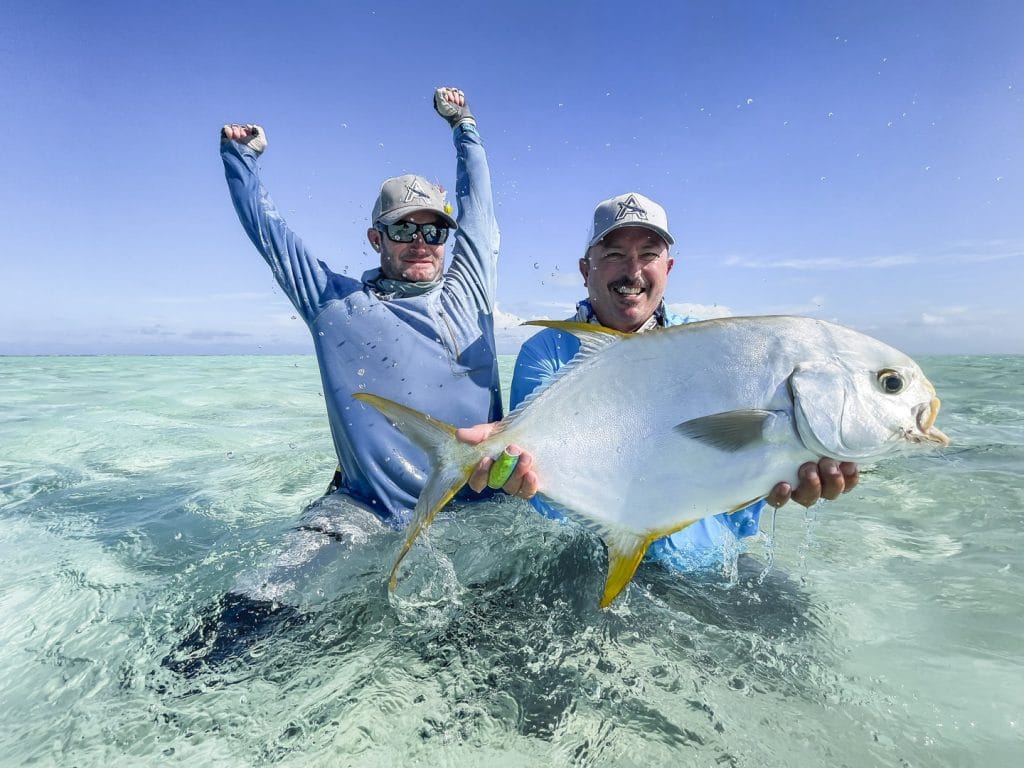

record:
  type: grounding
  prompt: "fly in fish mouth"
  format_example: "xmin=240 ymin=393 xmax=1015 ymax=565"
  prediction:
xmin=912 ymin=398 xmax=950 ymax=446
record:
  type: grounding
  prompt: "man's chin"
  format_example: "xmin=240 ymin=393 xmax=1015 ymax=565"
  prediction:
xmin=401 ymin=267 xmax=440 ymax=282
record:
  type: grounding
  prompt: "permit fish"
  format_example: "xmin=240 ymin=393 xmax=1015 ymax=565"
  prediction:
xmin=354 ymin=316 xmax=949 ymax=607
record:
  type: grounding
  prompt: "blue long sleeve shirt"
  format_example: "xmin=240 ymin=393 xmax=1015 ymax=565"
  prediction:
xmin=222 ymin=124 xmax=501 ymax=526
xmin=510 ymin=300 xmax=764 ymax=569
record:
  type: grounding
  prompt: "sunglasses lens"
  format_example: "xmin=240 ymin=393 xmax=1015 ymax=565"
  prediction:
xmin=386 ymin=222 xmax=417 ymax=242
xmin=381 ymin=221 xmax=449 ymax=244
xmin=421 ymin=225 xmax=449 ymax=245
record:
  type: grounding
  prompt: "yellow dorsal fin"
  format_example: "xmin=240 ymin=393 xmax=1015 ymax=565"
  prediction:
xmin=523 ymin=319 xmax=630 ymax=339
xmin=522 ymin=320 xmax=630 ymax=361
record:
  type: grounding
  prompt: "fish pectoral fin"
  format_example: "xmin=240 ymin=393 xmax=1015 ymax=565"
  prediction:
xmin=599 ymin=529 xmax=656 ymax=608
xmin=674 ymin=409 xmax=778 ymax=452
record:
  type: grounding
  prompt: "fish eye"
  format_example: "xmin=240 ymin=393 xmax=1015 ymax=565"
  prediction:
xmin=877 ymin=369 xmax=905 ymax=394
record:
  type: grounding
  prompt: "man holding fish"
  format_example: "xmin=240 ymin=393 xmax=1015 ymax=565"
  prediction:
xmin=363 ymin=190 xmax=946 ymax=606
xmin=459 ymin=192 xmax=860 ymax=567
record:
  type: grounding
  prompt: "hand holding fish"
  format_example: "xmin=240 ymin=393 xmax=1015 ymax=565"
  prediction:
xmin=457 ymin=423 xmax=538 ymax=498
xmin=767 ymin=458 xmax=860 ymax=507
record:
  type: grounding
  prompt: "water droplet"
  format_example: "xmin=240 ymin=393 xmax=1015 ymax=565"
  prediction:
xmin=357 ymin=368 xmax=365 ymax=376
xmin=318 ymin=331 xmax=325 ymax=336
xmin=533 ymin=262 xmax=540 ymax=269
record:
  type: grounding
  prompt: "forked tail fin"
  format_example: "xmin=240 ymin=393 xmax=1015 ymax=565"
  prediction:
xmin=352 ymin=392 xmax=482 ymax=590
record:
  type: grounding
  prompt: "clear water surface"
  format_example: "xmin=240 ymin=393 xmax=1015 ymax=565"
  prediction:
xmin=0 ymin=354 xmax=1021 ymax=766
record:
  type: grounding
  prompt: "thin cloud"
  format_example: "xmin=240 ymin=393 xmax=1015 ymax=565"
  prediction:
xmin=668 ymin=302 xmax=734 ymax=320
xmin=719 ymin=239 xmax=1022 ymax=271
xmin=721 ymin=254 xmax=921 ymax=270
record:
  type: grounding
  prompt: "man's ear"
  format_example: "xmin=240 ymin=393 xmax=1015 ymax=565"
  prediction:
xmin=666 ymin=255 xmax=674 ymax=275
xmin=579 ymin=256 xmax=590 ymax=286
xmin=367 ymin=228 xmax=381 ymax=251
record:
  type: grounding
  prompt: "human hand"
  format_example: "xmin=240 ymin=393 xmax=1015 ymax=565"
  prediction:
xmin=456 ymin=422 xmax=538 ymax=499
xmin=433 ymin=87 xmax=475 ymax=128
xmin=220 ymin=123 xmax=267 ymax=155
xmin=767 ymin=458 xmax=859 ymax=508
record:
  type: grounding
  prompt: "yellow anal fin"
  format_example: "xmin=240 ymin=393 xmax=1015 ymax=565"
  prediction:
xmin=599 ymin=519 xmax=700 ymax=608
xmin=601 ymin=533 xmax=649 ymax=608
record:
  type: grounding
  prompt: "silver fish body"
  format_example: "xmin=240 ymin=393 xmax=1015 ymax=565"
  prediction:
xmin=356 ymin=316 xmax=949 ymax=606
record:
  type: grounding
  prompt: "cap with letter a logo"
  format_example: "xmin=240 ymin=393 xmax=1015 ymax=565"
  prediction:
xmin=588 ymin=192 xmax=674 ymax=246
xmin=371 ymin=174 xmax=458 ymax=229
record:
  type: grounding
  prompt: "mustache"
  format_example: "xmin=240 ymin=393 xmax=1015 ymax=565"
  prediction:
xmin=608 ymin=276 xmax=647 ymax=292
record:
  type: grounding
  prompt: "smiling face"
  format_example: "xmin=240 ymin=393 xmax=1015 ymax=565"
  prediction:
xmin=579 ymin=226 xmax=674 ymax=332
xmin=366 ymin=210 xmax=447 ymax=283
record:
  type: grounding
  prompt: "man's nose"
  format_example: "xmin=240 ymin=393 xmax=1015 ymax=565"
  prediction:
xmin=624 ymin=256 xmax=645 ymax=275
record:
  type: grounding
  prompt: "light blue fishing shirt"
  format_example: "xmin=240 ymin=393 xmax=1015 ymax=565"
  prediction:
xmin=222 ymin=123 xmax=501 ymax=526
xmin=510 ymin=299 xmax=764 ymax=569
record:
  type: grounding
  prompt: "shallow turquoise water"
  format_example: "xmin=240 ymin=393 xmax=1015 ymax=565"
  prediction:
xmin=0 ymin=354 xmax=1021 ymax=766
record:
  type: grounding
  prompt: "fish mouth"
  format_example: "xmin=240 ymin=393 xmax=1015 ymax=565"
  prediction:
xmin=912 ymin=397 xmax=950 ymax=446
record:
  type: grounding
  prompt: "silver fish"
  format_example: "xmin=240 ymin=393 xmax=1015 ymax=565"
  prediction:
xmin=355 ymin=316 xmax=949 ymax=607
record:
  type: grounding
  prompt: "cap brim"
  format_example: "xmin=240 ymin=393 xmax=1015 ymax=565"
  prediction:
xmin=589 ymin=222 xmax=673 ymax=247
xmin=377 ymin=205 xmax=458 ymax=230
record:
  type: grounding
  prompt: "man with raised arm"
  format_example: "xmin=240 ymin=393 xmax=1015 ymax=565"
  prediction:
xmin=221 ymin=87 xmax=501 ymax=527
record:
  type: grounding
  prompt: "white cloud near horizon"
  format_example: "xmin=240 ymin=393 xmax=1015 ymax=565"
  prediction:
xmin=717 ymin=240 xmax=1022 ymax=272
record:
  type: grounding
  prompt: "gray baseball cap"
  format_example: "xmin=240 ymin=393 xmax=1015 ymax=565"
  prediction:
xmin=588 ymin=192 xmax=674 ymax=247
xmin=371 ymin=174 xmax=458 ymax=229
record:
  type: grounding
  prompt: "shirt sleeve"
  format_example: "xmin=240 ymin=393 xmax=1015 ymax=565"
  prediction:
xmin=441 ymin=123 xmax=500 ymax=313
xmin=221 ymin=140 xmax=331 ymax=321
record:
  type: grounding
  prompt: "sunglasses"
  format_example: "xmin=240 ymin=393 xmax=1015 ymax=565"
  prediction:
xmin=376 ymin=220 xmax=450 ymax=245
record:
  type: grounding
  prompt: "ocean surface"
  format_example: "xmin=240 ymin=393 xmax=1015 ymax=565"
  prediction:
xmin=1 ymin=354 xmax=1021 ymax=767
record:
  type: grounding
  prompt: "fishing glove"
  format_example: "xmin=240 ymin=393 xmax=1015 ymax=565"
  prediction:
xmin=221 ymin=124 xmax=267 ymax=156
xmin=433 ymin=87 xmax=475 ymax=128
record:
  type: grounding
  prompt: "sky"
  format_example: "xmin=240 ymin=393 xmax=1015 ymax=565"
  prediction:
xmin=2 ymin=0 xmax=1022 ymax=356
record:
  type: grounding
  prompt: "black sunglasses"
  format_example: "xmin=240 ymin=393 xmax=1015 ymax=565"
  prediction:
xmin=376 ymin=221 xmax=450 ymax=245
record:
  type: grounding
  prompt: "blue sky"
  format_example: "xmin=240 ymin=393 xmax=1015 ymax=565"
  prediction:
xmin=2 ymin=0 xmax=1021 ymax=355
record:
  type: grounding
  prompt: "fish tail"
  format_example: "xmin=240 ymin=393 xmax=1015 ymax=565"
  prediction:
xmin=352 ymin=392 xmax=481 ymax=591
